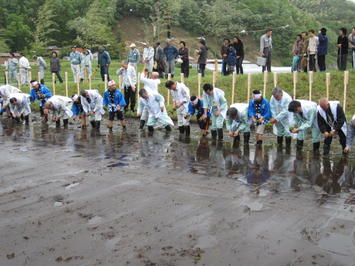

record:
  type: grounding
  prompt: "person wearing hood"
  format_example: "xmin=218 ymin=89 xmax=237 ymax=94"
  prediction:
xmin=186 ymin=96 xmax=211 ymax=136
xmin=33 ymin=55 xmax=47 ymax=84
xmin=317 ymin=28 xmax=328 ymax=72
xmin=288 ymin=100 xmax=321 ymax=152
xmin=202 ymin=83 xmax=228 ymax=140
xmin=98 ymin=46 xmax=111 ymax=81
xmin=226 ymin=103 xmax=250 ymax=146
xmin=138 ymin=88 xmax=173 ymax=135
xmin=8 ymin=93 xmax=31 ymax=125
xmin=43 ymin=95 xmax=73 ymax=128
xmin=142 ymin=42 xmax=155 ymax=75
xmin=29 ymin=80 xmax=52 ymax=117
xmin=127 ymin=43 xmax=140 ymax=72
xmin=19 ymin=53 xmax=31 ymax=85
xmin=248 ymin=90 xmax=271 ymax=145
xmin=103 ymin=80 xmax=127 ymax=131
xmin=344 ymin=115 xmax=355 ymax=153
xmin=81 ymin=48 xmax=93 ymax=82
xmin=317 ymin=98 xmax=347 ymax=155
xmin=270 ymin=87 xmax=293 ymax=151
xmin=165 ymin=80 xmax=191 ymax=136
xmin=80 ymin=89 xmax=105 ymax=130
xmin=196 ymin=39 xmax=208 ymax=77
xmin=5 ymin=53 xmax=18 ymax=84
xmin=69 ymin=46 xmax=82 ymax=83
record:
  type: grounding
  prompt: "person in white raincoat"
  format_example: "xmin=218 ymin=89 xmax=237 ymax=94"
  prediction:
xmin=269 ymin=87 xmax=293 ymax=151
xmin=0 ymin=85 xmax=22 ymax=111
xmin=19 ymin=53 xmax=31 ymax=85
xmin=138 ymin=88 xmax=173 ymax=135
xmin=226 ymin=103 xmax=250 ymax=146
xmin=317 ymin=98 xmax=347 ymax=155
xmin=5 ymin=53 xmax=18 ymax=84
xmin=344 ymin=115 xmax=355 ymax=153
xmin=80 ymin=48 xmax=93 ymax=81
xmin=137 ymin=69 xmax=161 ymax=129
xmin=142 ymin=43 xmax=155 ymax=74
xmin=8 ymin=93 xmax=31 ymax=124
xmin=44 ymin=95 xmax=73 ymax=128
xmin=165 ymin=80 xmax=191 ymax=136
xmin=80 ymin=89 xmax=105 ymax=129
xmin=288 ymin=100 xmax=321 ymax=152
xmin=34 ymin=55 xmax=47 ymax=84
xmin=202 ymin=83 xmax=228 ymax=141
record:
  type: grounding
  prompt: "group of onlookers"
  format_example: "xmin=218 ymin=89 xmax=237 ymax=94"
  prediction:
xmin=291 ymin=27 xmax=355 ymax=72
xmin=220 ymin=36 xmax=245 ymax=75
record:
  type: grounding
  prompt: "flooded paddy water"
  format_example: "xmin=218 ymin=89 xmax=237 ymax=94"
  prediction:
xmin=0 ymin=117 xmax=354 ymax=266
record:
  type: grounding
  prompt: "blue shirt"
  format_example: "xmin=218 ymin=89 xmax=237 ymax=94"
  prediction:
xmin=317 ymin=34 xmax=328 ymax=56
xmin=72 ymin=102 xmax=83 ymax=115
xmin=188 ymin=99 xmax=211 ymax=118
xmin=103 ymin=89 xmax=126 ymax=112
xmin=163 ymin=45 xmax=178 ymax=61
xmin=30 ymin=85 xmax=52 ymax=107
xmin=248 ymin=97 xmax=271 ymax=123
xmin=98 ymin=51 xmax=111 ymax=66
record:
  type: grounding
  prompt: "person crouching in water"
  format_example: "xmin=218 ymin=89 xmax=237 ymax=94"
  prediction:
xmin=165 ymin=80 xmax=191 ymax=136
xmin=43 ymin=95 xmax=73 ymax=128
xmin=71 ymin=94 xmax=86 ymax=128
xmin=248 ymin=90 xmax=271 ymax=145
xmin=8 ymin=93 xmax=31 ymax=125
xmin=80 ymin=89 xmax=105 ymax=130
xmin=185 ymin=96 xmax=210 ymax=136
xmin=103 ymin=80 xmax=127 ymax=132
xmin=226 ymin=103 xmax=250 ymax=147
xmin=138 ymin=88 xmax=173 ymax=135
xmin=29 ymin=80 xmax=52 ymax=119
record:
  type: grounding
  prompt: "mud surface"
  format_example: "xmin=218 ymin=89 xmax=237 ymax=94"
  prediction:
xmin=0 ymin=118 xmax=355 ymax=266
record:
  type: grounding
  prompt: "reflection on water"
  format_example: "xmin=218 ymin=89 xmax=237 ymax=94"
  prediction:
xmin=1 ymin=118 xmax=354 ymax=195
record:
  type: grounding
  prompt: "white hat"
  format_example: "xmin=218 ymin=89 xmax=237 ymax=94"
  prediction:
xmin=108 ymin=80 xmax=115 ymax=87
xmin=72 ymin=94 xmax=79 ymax=101
xmin=129 ymin=43 xmax=136 ymax=48
xmin=30 ymin=81 xmax=38 ymax=86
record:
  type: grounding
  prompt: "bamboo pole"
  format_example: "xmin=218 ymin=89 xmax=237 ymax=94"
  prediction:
xmin=84 ymin=68 xmax=87 ymax=82
xmin=263 ymin=71 xmax=268 ymax=96
xmin=37 ymin=72 xmax=41 ymax=82
xmin=197 ymin=73 xmax=202 ymax=97
xmin=231 ymin=71 xmax=236 ymax=104
xmin=180 ymin=73 xmax=184 ymax=83
xmin=118 ymin=75 xmax=122 ymax=90
xmin=273 ymin=72 xmax=278 ymax=87
xmin=293 ymin=71 xmax=297 ymax=99
xmin=89 ymin=75 xmax=92 ymax=90
xmin=52 ymin=72 xmax=56 ymax=95
xmin=65 ymin=72 xmax=69 ymax=97
xmin=17 ymin=73 xmax=21 ymax=89
xmin=77 ymin=74 xmax=81 ymax=95
xmin=343 ymin=71 xmax=349 ymax=112
xmin=247 ymin=73 xmax=251 ymax=103
xmin=214 ymin=59 xmax=218 ymax=73
xmin=28 ymin=72 xmax=32 ymax=91
xmin=212 ymin=71 xmax=216 ymax=87
xmin=325 ymin=73 xmax=330 ymax=100
xmin=167 ymin=73 xmax=171 ymax=105
xmin=308 ymin=71 xmax=313 ymax=101
xmin=5 ymin=71 xmax=8 ymax=85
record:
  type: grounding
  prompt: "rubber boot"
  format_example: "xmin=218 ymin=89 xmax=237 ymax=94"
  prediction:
xmin=244 ymin=132 xmax=250 ymax=145
xmin=323 ymin=143 xmax=331 ymax=155
xmin=185 ymin=126 xmax=190 ymax=137
xmin=217 ymin=129 xmax=223 ymax=141
xmin=179 ymin=126 xmax=185 ymax=134
xmin=96 ymin=121 xmax=100 ymax=130
xmin=90 ymin=121 xmax=96 ymax=128
xmin=165 ymin=125 xmax=172 ymax=132
xmin=55 ymin=120 xmax=60 ymax=128
xmin=296 ymin=140 xmax=304 ymax=151
xmin=148 ymin=126 xmax=154 ymax=136
xmin=313 ymin=142 xmax=320 ymax=154
xmin=139 ymin=120 xmax=145 ymax=130
xmin=277 ymin=136 xmax=283 ymax=152
xmin=233 ymin=135 xmax=240 ymax=147
xmin=24 ymin=115 xmax=29 ymax=126
xmin=285 ymin=137 xmax=292 ymax=154
xmin=108 ymin=126 xmax=113 ymax=132
xmin=211 ymin=130 xmax=217 ymax=140
xmin=63 ymin=119 xmax=68 ymax=128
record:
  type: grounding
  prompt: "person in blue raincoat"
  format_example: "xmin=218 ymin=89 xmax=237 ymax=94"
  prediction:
xmin=248 ymin=90 xmax=271 ymax=145
xmin=29 ymin=80 xmax=52 ymax=118
xmin=185 ymin=95 xmax=211 ymax=136
xmin=226 ymin=44 xmax=237 ymax=74
xmin=103 ymin=80 xmax=127 ymax=131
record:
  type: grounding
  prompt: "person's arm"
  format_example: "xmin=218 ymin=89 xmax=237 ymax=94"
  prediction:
xmin=9 ymin=103 xmax=16 ymax=116
xmin=106 ymin=52 xmax=111 ymax=65
xmin=248 ymin=101 xmax=255 ymax=118
xmin=156 ymin=94 xmax=165 ymax=109
xmin=43 ymin=87 xmax=52 ymax=99
xmin=30 ymin=89 xmax=36 ymax=103
xmin=226 ymin=118 xmax=232 ymax=131
xmin=334 ymin=104 xmax=346 ymax=131
xmin=103 ymin=91 xmax=108 ymax=107
xmin=262 ymin=101 xmax=272 ymax=121
xmin=93 ymin=94 xmax=103 ymax=113
xmin=317 ymin=112 xmax=327 ymax=133
xmin=119 ymin=92 xmax=127 ymax=107
xmin=136 ymin=50 xmax=140 ymax=63
xmin=346 ymin=124 xmax=355 ymax=148
xmin=298 ymin=108 xmax=316 ymax=131
xmin=72 ymin=103 xmax=79 ymax=116
xmin=127 ymin=68 xmax=136 ymax=88
xmin=81 ymin=97 xmax=89 ymax=113
xmin=219 ymin=94 xmax=228 ymax=112
xmin=260 ymin=35 xmax=265 ymax=54
xmin=188 ymin=103 xmax=195 ymax=116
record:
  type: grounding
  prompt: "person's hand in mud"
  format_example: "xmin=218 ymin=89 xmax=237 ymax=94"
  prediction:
xmin=131 ymin=86 xmax=136 ymax=92
xmin=52 ymin=116 xmax=57 ymax=122
xmin=291 ymin=128 xmax=299 ymax=134
xmin=228 ymin=130 xmax=234 ymax=137
xmin=251 ymin=117 xmax=257 ymax=123
xmin=330 ymin=130 xmax=337 ymax=136
xmin=234 ymin=130 xmax=240 ymax=137
xmin=270 ymin=117 xmax=277 ymax=124
xmin=72 ymin=115 xmax=77 ymax=120
xmin=160 ymin=106 xmax=164 ymax=112
xmin=184 ymin=114 xmax=190 ymax=119
xmin=324 ymin=131 xmax=330 ymax=138
xmin=116 ymin=106 xmax=121 ymax=111
xmin=215 ymin=109 xmax=221 ymax=117
xmin=344 ymin=146 xmax=350 ymax=153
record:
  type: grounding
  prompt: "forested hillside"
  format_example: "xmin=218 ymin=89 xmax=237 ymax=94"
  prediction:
xmin=0 ymin=0 xmax=354 ymax=64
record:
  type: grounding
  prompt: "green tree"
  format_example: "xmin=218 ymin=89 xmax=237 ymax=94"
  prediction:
xmin=3 ymin=15 xmax=33 ymax=51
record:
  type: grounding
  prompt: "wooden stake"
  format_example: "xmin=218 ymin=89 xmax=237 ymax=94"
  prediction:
xmin=37 ymin=72 xmax=41 ymax=82
xmin=273 ymin=72 xmax=278 ymax=87
xmin=263 ymin=71 xmax=268 ymax=96
xmin=77 ymin=74 xmax=81 ymax=95
xmin=343 ymin=71 xmax=349 ymax=112
xmin=212 ymin=71 xmax=216 ymax=87
xmin=89 ymin=75 xmax=92 ymax=90
xmin=231 ymin=71 xmax=236 ymax=104
xmin=308 ymin=71 xmax=313 ymax=101
xmin=17 ymin=73 xmax=21 ymax=89
xmin=214 ymin=59 xmax=218 ymax=73
xmin=52 ymin=72 xmax=56 ymax=95
xmin=118 ymin=75 xmax=122 ymax=90
xmin=247 ymin=73 xmax=251 ymax=103
xmin=28 ymin=72 xmax=32 ymax=90
xmin=167 ymin=73 xmax=171 ymax=105
xmin=197 ymin=73 xmax=202 ymax=97
xmin=293 ymin=71 xmax=297 ymax=99
xmin=65 ymin=72 xmax=68 ymax=97
xmin=180 ymin=73 xmax=184 ymax=84
xmin=5 ymin=71 xmax=8 ymax=84
xmin=84 ymin=68 xmax=87 ymax=82
xmin=325 ymin=73 xmax=330 ymax=100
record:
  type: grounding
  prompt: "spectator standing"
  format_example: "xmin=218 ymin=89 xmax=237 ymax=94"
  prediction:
xmin=179 ymin=41 xmax=189 ymax=78
xmin=307 ymin=29 xmax=318 ymax=72
xmin=98 ymin=46 xmax=111 ymax=81
xmin=226 ymin=44 xmax=237 ymax=74
xmin=260 ymin=29 xmax=273 ymax=72
xmin=233 ymin=36 xmax=244 ymax=75
xmin=196 ymin=39 xmax=208 ymax=77
xmin=33 ymin=55 xmax=46 ymax=84
xmin=337 ymin=28 xmax=349 ymax=71
xmin=50 ymin=51 xmax=63 ymax=83
xmin=221 ymin=38 xmax=230 ymax=75
xmin=117 ymin=61 xmax=137 ymax=112
xmin=317 ymin=28 xmax=328 ymax=72
xmin=142 ymin=42 xmax=155 ymax=75
xmin=5 ymin=53 xmax=18 ymax=84
xmin=163 ymin=40 xmax=179 ymax=78
xmin=300 ymin=32 xmax=309 ymax=72
xmin=81 ymin=48 xmax=93 ymax=81
xmin=349 ymin=27 xmax=355 ymax=69
xmin=69 ymin=46 xmax=82 ymax=83
xmin=19 ymin=53 xmax=31 ymax=85
xmin=127 ymin=43 xmax=140 ymax=72
xmin=154 ymin=42 xmax=166 ymax=78
xmin=291 ymin=34 xmax=303 ymax=72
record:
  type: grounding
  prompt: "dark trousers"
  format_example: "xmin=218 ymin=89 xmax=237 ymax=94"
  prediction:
xmin=309 ymin=54 xmax=316 ymax=71
xmin=197 ymin=117 xmax=210 ymax=130
xmin=337 ymin=54 xmax=348 ymax=71
xmin=100 ymin=65 xmax=110 ymax=81
xmin=236 ymin=56 xmax=244 ymax=74
xmin=262 ymin=48 xmax=272 ymax=72
xmin=51 ymin=71 xmax=63 ymax=83
xmin=199 ymin=64 xmax=206 ymax=77
xmin=222 ymin=61 xmax=227 ymax=75
xmin=317 ymin=55 xmax=326 ymax=72
xmin=124 ymin=86 xmax=136 ymax=112
xmin=324 ymin=130 xmax=347 ymax=151
xmin=181 ymin=60 xmax=189 ymax=78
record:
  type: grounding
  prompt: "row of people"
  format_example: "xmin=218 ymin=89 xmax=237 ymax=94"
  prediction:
xmin=0 ymin=76 xmax=354 ymax=155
